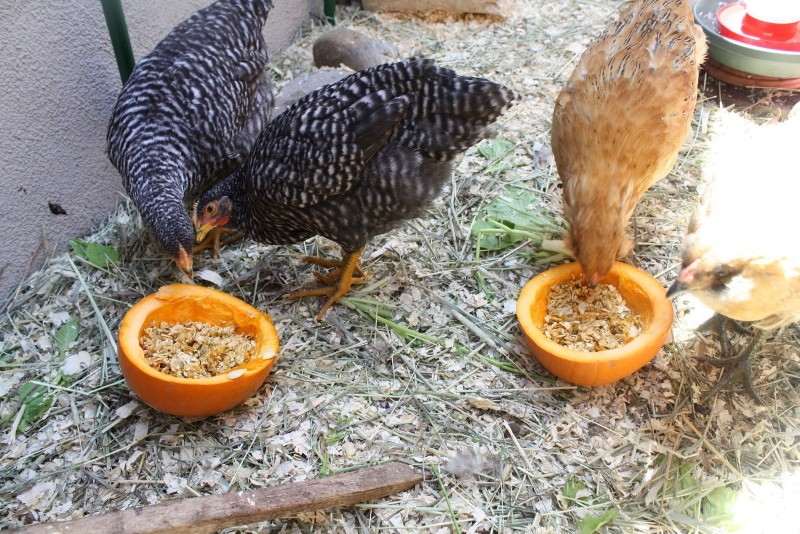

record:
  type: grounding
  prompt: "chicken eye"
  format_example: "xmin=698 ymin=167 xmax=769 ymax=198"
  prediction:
xmin=710 ymin=263 xmax=738 ymax=292
xmin=711 ymin=264 xmax=735 ymax=280
xmin=205 ymin=203 xmax=216 ymax=216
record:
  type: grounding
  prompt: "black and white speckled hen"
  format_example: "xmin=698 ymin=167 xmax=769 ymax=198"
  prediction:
xmin=194 ymin=59 xmax=515 ymax=319
xmin=107 ymin=0 xmax=274 ymax=275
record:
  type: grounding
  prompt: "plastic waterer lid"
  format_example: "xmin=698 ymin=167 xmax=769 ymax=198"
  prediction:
xmin=717 ymin=1 xmax=800 ymax=52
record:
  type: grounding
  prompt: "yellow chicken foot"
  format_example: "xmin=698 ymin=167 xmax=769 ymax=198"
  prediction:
xmin=300 ymin=255 xmax=366 ymax=279
xmin=311 ymin=270 xmax=366 ymax=287
xmin=192 ymin=228 xmax=244 ymax=259
xmin=287 ymin=246 xmax=366 ymax=320
xmin=698 ymin=323 xmax=767 ymax=405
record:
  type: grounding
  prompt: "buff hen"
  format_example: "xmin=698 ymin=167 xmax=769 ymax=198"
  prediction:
xmin=107 ymin=0 xmax=274 ymax=275
xmin=550 ymin=0 xmax=706 ymax=284
xmin=194 ymin=59 xmax=515 ymax=319
xmin=668 ymin=108 xmax=800 ymax=402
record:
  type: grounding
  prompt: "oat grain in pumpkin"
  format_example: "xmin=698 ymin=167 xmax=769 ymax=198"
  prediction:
xmin=543 ymin=276 xmax=643 ymax=352
xmin=141 ymin=321 xmax=257 ymax=379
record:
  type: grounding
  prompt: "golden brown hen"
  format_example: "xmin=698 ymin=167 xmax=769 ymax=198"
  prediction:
xmin=668 ymin=108 xmax=800 ymax=402
xmin=549 ymin=0 xmax=706 ymax=284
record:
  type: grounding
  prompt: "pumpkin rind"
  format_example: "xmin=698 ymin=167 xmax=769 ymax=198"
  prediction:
xmin=118 ymin=284 xmax=279 ymax=417
xmin=516 ymin=262 xmax=673 ymax=386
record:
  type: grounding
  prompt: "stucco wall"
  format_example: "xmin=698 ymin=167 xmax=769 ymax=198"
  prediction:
xmin=0 ymin=0 xmax=318 ymax=306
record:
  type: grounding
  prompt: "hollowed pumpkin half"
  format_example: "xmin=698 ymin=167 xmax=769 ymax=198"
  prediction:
xmin=516 ymin=262 xmax=674 ymax=386
xmin=118 ymin=284 xmax=279 ymax=417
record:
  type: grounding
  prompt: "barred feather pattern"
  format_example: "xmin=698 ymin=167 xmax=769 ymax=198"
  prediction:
xmin=107 ymin=0 xmax=274 ymax=261
xmin=201 ymin=58 xmax=515 ymax=253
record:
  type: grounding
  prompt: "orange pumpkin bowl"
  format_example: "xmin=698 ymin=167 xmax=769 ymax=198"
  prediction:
xmin=516 ymin=262 xmax=673 ymax=386
xmin=118 ymin=284 xmax=279 ymax=417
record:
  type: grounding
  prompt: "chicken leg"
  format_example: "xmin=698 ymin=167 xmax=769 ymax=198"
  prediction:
xmin=697 ymin=315 xmax=767 ymax=404
xmin=287 ymin=246 xmax=366 ymax=320
xmin=193 ymin=228 xmax=244 ymax=259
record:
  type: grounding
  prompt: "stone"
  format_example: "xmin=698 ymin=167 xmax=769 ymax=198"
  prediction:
xmin=312 ymin=28 xmax=398 ymax=72
xmin=272 ymin=69 xmax=351 ymax=116
xmin=361 ymin=0 xmax=513 ymax=16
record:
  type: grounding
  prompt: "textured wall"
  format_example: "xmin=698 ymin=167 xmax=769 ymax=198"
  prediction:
xmin=0 ymin=0 xmax=316 ymax=305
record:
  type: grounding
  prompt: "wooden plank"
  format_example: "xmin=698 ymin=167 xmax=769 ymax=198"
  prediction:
xmin=15 ymin=462 xmax=421 ymax=534
xmin=362 ymin=0 xmax=513 ymax=16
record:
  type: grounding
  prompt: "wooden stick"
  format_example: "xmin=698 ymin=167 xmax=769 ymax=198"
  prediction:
xmin=16 ymin=462 xmax=421 ymax=534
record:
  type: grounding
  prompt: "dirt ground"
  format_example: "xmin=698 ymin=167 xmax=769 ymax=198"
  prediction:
xmin=1 ymin=1 xmax=798 ymax=532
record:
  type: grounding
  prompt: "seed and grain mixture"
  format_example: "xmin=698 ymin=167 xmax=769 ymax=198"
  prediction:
xmin=141 ymin=321 xmax=256 ymax=378
xmin=544 ymin=276 xmax=643 ymax=352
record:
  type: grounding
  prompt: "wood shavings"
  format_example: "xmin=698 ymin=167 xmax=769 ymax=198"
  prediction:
xmin=16 ymin=482 xmax=58 ymax=511
xmin=2 ymin=4 xmax=799 ymax=532
xmin=141 ymin=321 xmax=256 ymax=379
xmin=544 ymin=276 xmax=643 ymax=352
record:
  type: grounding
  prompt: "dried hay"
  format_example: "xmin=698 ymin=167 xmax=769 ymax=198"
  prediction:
xmin=1 ymin=2 xmax=798 ymax=533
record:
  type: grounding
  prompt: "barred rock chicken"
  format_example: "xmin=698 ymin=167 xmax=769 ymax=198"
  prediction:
xmin=668 ymin=108 xmax=800 ymax=402
xmin=194 ymin=59 xmax=515 ymax=319
xmin=107 ymin=0 xmax=274 ymax=275
xmin=549 ymin=0 xmax=706 ymax=284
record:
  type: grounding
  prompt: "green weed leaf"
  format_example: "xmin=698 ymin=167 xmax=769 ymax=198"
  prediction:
xmin=477 ymin=138 xmax=515 ymax=174
xmin=703 ymin=486 xmax=740 ymax=529
xmin=579 ymin=508 xmax=618 ymax=534
xmin=55 ymin=317 xmax=80 ymax=358
xmin=70 ymin=239 xmax=119 ymax=268
xmin=477 ymin=138 xmax=514 ymax=161
xmin=17 ymin=382 xmax=54 ymax=431
xmin=563 ymin=477 xmax=587 ymax=501
xmin=472 ymin=187 xmax=562 ymax=253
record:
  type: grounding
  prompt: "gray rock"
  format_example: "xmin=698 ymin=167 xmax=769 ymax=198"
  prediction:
xmin=272 ymin=69 xmax=351 ymax=116
xmin=313 ymin=28 xmax=398 ymax=72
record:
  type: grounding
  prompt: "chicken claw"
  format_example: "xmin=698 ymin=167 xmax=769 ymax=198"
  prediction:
xmin=287 ymin=246 xmax=366 ymax=320
xmin=301 ymin=255 xmax=365 ymax=281
xmin=697 ymin=318 xmax=767 ymax=404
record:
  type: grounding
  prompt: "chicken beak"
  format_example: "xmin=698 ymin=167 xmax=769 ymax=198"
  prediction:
xmin=666 ymin=279 xmax=687 ymax=299
xmin=176 ymin=246 xmax=194 ymax=279
xmin=667 ymin=259 xmax=699 ymax=299
xmin=195 ymin=223 xmax=213 ymax=245
xmin=195 ymin=215 xmax=229 ymax=245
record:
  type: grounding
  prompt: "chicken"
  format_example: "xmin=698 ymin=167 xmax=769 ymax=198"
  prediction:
xmin=667 ymin=108 xmax=800 ymax=402
xmin=549 ymin=0 xmax=706 ymax=284
xmin=194 ymin=58 xmax=515 ymax=319
xmin=107 ymin=0 xmax=274 ymax=275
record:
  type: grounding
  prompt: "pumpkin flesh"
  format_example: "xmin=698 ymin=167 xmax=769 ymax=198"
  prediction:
xmin=118 ymin=284 xmax=279 ymax=417
xmin=517 ymin=262 xmax=673 ymax=386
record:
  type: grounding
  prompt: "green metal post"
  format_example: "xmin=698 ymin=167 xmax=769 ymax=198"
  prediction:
xmin=323 ymin=0 xmax=336 ymax=24
xmin=101 ymin=0 xmax=135 ymax=84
